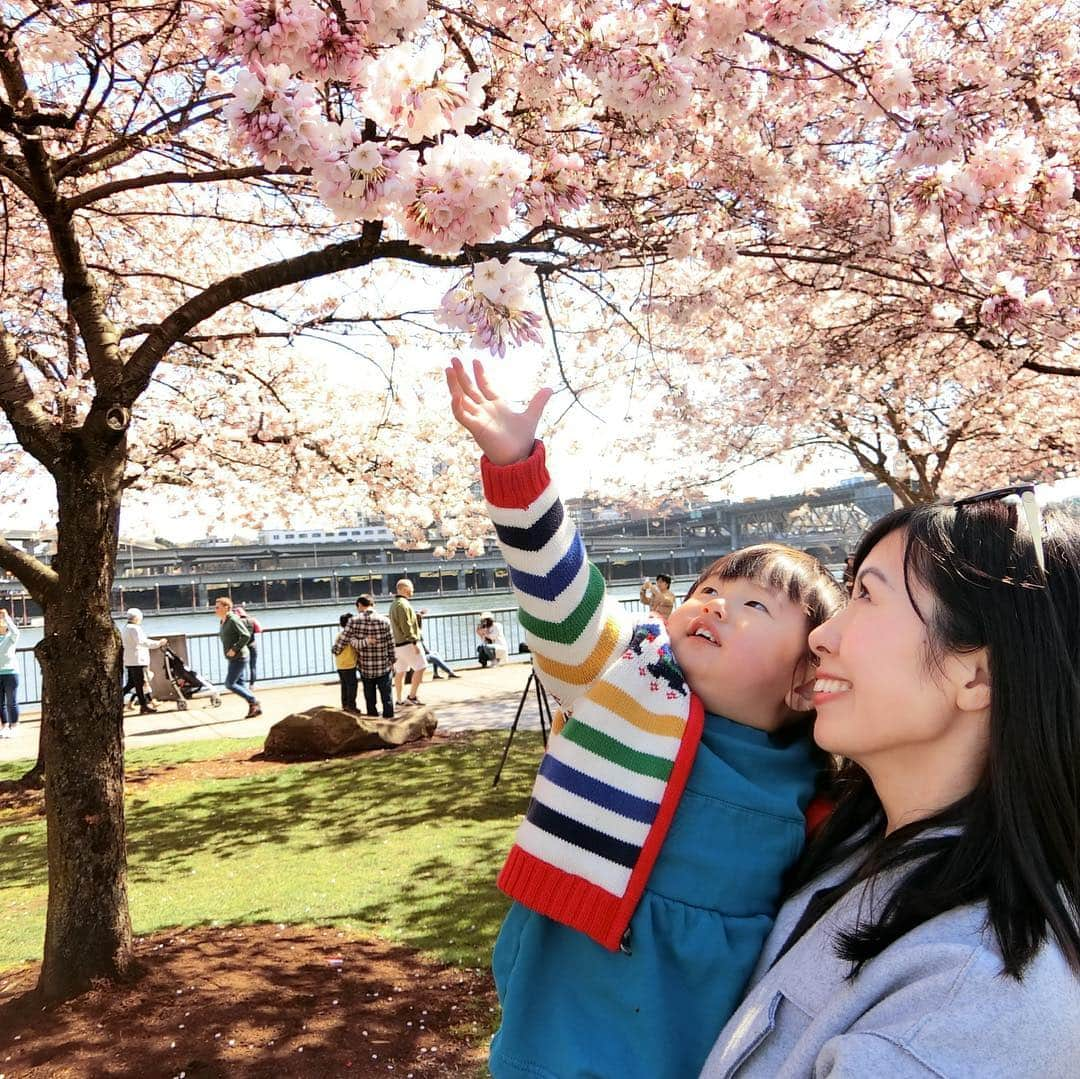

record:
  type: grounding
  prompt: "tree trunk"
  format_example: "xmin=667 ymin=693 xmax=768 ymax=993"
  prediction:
xmin=36 ymin=445 xmax=135 ymax=1000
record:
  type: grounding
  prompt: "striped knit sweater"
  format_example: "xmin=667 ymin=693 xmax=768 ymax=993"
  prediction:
xmin=484 ymin=442 xmax=704 ymax=952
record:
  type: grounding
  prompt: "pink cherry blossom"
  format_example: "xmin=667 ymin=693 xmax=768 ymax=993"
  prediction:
xmin=437 ymin=258 xmax=543 ymax=356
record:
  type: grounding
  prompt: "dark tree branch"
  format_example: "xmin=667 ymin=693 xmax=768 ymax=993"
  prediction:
xmin=0 ymin=537 xmax=59 ymax=607
xmin=0 ymin=327 xmax=61 ymax=466
xmin=65 ymin=165 xmax=273 ymax=211
xmin=120 ymin=228 xmax=565 ymax=403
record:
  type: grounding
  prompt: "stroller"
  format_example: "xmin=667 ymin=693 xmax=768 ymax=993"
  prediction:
xmin=162 ymin=646 xmax=222 ymax=710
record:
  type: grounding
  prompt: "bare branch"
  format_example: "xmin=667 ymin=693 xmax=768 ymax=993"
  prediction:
xmin=0 ymin=327 xmax=61 ymax=467
xmin=66 ymin=165 xmax=273 ymax=211
xmin=120 ymin=229 xmax=564 ymax=403
xmin=0 ymin=537 xmax=59 ymax=607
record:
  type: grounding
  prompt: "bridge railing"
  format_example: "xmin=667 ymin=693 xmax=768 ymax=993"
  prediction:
xmin=11 ymin=598 xmax=650 ymax=707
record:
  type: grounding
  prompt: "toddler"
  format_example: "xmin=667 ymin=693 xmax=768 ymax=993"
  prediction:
xmin=447 ymin=358 xmax=845 ymax=1079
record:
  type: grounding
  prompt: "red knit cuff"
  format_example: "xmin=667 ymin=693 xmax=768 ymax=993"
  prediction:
xmin=498 ymin=845 xmax=625 ymax=951
xmin=480 ymin=440 xmax=550 ymax=509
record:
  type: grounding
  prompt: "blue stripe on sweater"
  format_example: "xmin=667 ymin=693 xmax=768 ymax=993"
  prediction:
xmin=526 ymin=798 xmax=641 ymax=869
xmin=509 ymin=535 xmax=585 ymax=603
xmin=539 ymin=753 xmax=658 ymax=825
xmin=494 ymin=498 xmax=564 ymax=552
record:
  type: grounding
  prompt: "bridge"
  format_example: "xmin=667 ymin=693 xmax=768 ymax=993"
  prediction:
xmin=1 ymin=478 xmax=894 ymax=619
xmin=578 ymin=478 xmax=894 ymax=563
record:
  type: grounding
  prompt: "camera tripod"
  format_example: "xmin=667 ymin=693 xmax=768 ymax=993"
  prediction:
xmin=492 ymin=664 xmax=552 ymax=787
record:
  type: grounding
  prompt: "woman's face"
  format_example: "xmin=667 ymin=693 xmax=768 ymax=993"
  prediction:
xmin=808 ymin=528 xmax=986 ymax=775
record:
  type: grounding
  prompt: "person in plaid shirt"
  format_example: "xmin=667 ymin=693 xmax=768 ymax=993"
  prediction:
xmin=333 ymin=595 xmax=395 ymax=718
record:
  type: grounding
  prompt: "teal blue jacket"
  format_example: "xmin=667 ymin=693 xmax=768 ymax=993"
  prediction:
xmin=490 ymin=713 xmax=818 ymax=1079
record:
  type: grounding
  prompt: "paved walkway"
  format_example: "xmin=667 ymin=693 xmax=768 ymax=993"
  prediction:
xmin=0 ymin=658 xmax=548 ymax=763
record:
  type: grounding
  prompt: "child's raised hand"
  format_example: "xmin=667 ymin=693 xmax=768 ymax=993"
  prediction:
xmin=445 ymin=357 xmax=553 ymax=466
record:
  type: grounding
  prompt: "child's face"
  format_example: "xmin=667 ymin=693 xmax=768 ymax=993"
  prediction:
xmin=667 ymin=573 xmax=814 ymax=731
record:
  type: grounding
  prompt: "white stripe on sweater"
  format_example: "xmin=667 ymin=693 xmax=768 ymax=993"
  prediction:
xmin=569 ymin=701 xmax=684 ymax=761
xmin=532 ymin=774 xmax=652 ymax=847
xmin=515 ymin=818 xmax=631 ymax=896
xmin=509 ymin=550 xmax=593 ymax=624
xmin=486 ymin=482 xmax=561 ymax=529
xmin=496 ymin=518 xmax=582 ymax=581
xmin=546 ymin=734 xmax=668 ymax=804
xmin=522 ymin=598 xmax=631 ymax=668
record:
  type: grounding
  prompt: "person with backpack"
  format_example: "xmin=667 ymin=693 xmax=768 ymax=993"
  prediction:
xmin=215 ymin=596 xmax=260 ymax=717
xmin=232 ymin=604 xmax=262 ymax=687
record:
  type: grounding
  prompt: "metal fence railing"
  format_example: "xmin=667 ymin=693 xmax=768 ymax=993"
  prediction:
xmin=12 ymin=598 xmax=650 ymax=707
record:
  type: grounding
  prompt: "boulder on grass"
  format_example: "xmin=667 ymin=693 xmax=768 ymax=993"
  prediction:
xmin=263 ymin=705 xmax=437 ymax=760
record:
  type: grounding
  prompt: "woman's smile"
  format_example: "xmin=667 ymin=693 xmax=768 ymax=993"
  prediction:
xmin=811 ymin=673 xmax=851 ymax=704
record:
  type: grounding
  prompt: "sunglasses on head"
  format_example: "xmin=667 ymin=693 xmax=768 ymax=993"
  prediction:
xmin=952 ymin=483 xmax=1046 ymax=574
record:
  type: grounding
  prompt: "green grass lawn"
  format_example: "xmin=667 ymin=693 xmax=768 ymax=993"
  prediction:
xmin=0 ymin=731 xmax=540 ymax=971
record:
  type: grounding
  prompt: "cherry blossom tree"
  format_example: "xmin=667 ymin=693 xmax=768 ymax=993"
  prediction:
xmin=1 ymin=0 xmax=1076 ymax=1002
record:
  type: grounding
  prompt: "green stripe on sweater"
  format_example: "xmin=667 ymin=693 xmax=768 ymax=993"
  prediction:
xmin=561 ymin=718 xmax=674 ymax=782
xmin=518 ymin=563 xmax=606 ymax=645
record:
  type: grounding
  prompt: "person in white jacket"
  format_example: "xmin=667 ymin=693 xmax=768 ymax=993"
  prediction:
xmin=121 ymin=608 xmax=165 ymax=714
xmin=475 ymin=612 xmax=508 ymax=666
xmin=0 ymin=609 xmax=19 ymax=738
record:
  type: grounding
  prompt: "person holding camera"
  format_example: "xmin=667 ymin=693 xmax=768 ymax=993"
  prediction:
xmin=476 ymin=613 xmax=508 ymax=667
xmin=640 ymin=573 xmax=676 ymax=620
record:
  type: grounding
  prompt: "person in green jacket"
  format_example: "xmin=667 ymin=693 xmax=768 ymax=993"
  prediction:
xmin=388 ymin=578 xmax=427 ymax=706
xmin=215 ymin=597 xmax=260 ymax=717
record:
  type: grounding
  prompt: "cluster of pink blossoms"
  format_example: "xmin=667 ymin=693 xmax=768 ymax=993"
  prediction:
xmin=589 ymin=44 xmax=695 ymax=124
xmin=363 ymin=42 xmax=487 ymax=143
xmin=401 ymin=135 xmax=532 ymax=256
xmin=208 ymin=0 xmax=426 ymax=76
xmin=225 ymin=63 xmax=325 ymax=171
xmin=438 ymin=258 xmax=544 ymax=357
xmin=315 ymin=130 xmax=420 ymax=222
xmin=979 ymin=271 xmax=1053 ymax=332
xmin=907 ymin=132 xmax=1075 ymax=232
xmin=524 ymin=153 xmax=589 ymax=225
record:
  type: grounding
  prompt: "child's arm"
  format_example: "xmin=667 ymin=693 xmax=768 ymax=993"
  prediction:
xmin=447 ymin=358 xmax=635 ymax=710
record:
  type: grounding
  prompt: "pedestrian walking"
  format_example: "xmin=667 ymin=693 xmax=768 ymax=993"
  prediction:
xmin=0 ymin=609 xmax=19 ymax=738
xmin=233 ymin=604 xmax=262 ymax=687
xmin=215 ymin=596 xmax=260 ymax=717
xmin=120 ymin=608 xmax=166 ymax=715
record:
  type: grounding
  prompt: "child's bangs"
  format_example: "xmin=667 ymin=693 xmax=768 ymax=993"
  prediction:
xmin=694 ymin=544 xmax=846 ymax=626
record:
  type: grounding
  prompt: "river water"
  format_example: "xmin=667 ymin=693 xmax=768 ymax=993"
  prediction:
xmin=13 ymin=576 xmax=699 ymax=650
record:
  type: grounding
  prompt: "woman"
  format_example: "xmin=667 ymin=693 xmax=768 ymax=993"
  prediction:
xmin=0 ymin=608 xmax=19 ymax=738
xmin=476 ymin=613 xmax=508 ymax=667
xmin=121 ymin=608 xmax=166 ymax=715
xmin=701 ymin=488 xmax=1080 ymax=1077
xmin=232 ymin=604 xmax=261 ymax=687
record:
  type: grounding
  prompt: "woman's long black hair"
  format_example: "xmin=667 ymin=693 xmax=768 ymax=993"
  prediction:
xmin=781 ymin=498 xmax=1080 ymax=980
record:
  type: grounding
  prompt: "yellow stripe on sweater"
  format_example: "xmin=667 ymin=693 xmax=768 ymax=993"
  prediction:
xmin=587 ymin=681 xmax=686 ymax=739
xmin=532 ymin=617 xmax=622 ymax=687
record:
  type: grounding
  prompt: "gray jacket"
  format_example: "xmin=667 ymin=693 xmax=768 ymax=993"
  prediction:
xmin=701 ymin=845 xmax=1080 ymax=1078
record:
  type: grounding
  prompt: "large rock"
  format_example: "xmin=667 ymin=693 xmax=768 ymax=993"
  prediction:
xmin=263 ymin=705 xmax=437 ymax=759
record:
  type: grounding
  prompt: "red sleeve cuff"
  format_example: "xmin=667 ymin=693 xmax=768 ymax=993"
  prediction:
xmin=480 ymin=440 xmax=551 ymax=509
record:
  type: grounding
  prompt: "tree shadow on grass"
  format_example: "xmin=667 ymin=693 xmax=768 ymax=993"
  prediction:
xmin=125 ymin=731 xmax=540 ymax=880
xmin=1 ymin=733 xmax=540 ymax=972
